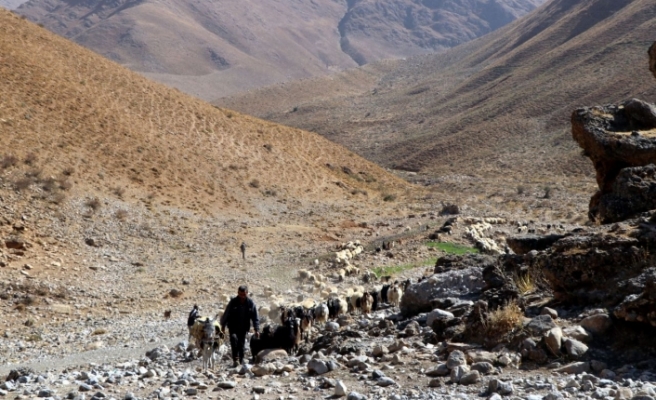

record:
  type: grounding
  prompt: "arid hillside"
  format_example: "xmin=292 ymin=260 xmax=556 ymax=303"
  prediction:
xmin=0 ymin=8 xmax=417 ymax=328
xmin=218 ymin=0 xmax=656 ymax=183
xmin=0 ymin=0 xmax=26 ymax=9
xmin=14 ymin=0 xmax=544 ymax=99
xmin=0 ymin=9 xmax=408 ymax=217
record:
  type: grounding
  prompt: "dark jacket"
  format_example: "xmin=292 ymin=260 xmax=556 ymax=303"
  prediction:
xmin=220 ymin=296 xmax=259 ymax=334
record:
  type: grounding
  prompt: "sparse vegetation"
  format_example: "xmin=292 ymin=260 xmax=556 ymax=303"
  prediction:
xmin=85 ymin=197 xmax=102 ymax=212
xmin=249 ymin=179 xmax=261 ymax=188
xmin=92 ymin=328 xmax=107 ymax=335
xmin=427 ymin=242 xmax=479 ymax=255
xmin=112 ymin=186 xmax=126 ymax=198
xmin=115 ymin=209 xmax=129 ymax=221
xmin=0 ymin=154 xmax=18 ymax=169
xmin=23 ymin=152 xmax=37 ymax=165
xmin=485 ymin=301 xmax=523 ymax=336
xmin=382 ymin=194 xmax=396 ymax=202
xmin=514 ymin=272 xmax=535 ymax=294
xmin=517 ymin=185 xmax=527 ymax=195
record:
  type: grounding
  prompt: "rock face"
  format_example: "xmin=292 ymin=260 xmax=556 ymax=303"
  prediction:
xmin=572 ymin=98 xmax=656 ymax=223
xmin=650 ymin=41 xmax=656 ymax=80
xmin=506 ymin=234 xmax=566 ymax=255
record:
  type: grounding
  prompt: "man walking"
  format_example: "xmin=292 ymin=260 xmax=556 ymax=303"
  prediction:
xmin=220 ymin=285 xmax=259 ymax=367
xmin=240 ymin=242 xmax=247 ymax=260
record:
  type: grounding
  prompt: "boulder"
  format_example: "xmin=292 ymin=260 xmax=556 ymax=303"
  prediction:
xmin=257 ymin=349 xmax=288 ymax=362
xmin=525 ymin=315 xmax=557 ymax=336
xmin=307 ymin=359 xmax=329 ymax=375
xmin=401 ymin=267 xmax=485 ymax=316
xmin=580 ymin=313 xmax=612 ymax=335
xmin=564 ymin=338 xmax=588 ymax=358
xmin=544 ymin=327 xmax=563 ymax=356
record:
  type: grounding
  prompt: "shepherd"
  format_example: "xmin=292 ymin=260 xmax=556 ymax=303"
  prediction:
xmin=220 ymin=285 xmax=259 ymax=367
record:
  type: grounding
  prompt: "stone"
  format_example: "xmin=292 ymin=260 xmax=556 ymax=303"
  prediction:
xmin=450 ymin=365 xmax=469 ymax=384
xmin=545 ymin=327 xmax=563 ymax=355
xmin=600 ymin=369 xmax=616 ymax=380
xmin=541 ymin=307 xmax=559 ymax=319
xmin=615 ymin=387 xmax=633 ymax=399
xmin=347 ymin=392 xmax=366 ymax=400
xmin=563 ymin=325 xmax=592 ymax=343
xmin=185 ymin=388 xmax=198 ymax=395
xmin=257 ymin=349 xmax=288 ymax=362
xmin=564 ymin=338 xmax=588 ymax=358
xmin=459 ymin=370 xmax=481 ymax=385
xmin=372 ymin=345 xmax=387 ymax=357
xmin=325 ymin=322 xmax=340 ymax=332
xmin=488 ymin=379 xmax=514 ymax=395
xmin=446 ymin=350 xmax=467 ymax=369
xmin=526 ymin=315 xmax=557 ymax=336
xmin=554 ymin=362 xmax=591 ymax=375
xmin=335 ymin=380 xmax=347 ymax=397
xmin=38 ymin=389 xmax=54 ymax=397
xmin=470 ymin=362 xmax=494 ymax=374
xmin=252 ymin=386 xmax=265 ymax=394
xmin=307 ymin=359 xmax=329 ymax=375
xmin=426 ymin=309 xmax=455 ymax=328
xmin=426 ymin=364 xmax=450 ymax=377
xmin=377 ymin=377 xmax=396 ymax=387
xmin=428 ymin=377 xmax=443 ymax=387
xmin=580 ymin=314 xmax=612 ymax=335
xmin=216 ymin=381 xmax=237 ymax=389
xmin=251 ymin=363 xmax=276 ymax=376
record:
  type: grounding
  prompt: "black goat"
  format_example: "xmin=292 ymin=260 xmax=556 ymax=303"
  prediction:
xmin=249 ymin=325 xmax=274 ymax=362
xmin=369 ymin=290 xmax=380 ymax=311
xmin=381 ymin=284 xmax=391 ymax=304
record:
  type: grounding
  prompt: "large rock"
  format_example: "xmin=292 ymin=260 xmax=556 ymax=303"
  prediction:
xmin=506 ymin=234 xmax=566 ymax=255
xmin=572 ymin=99 xmax=656 ymax=223
xmin=614 ymin=269 xmax=656 ymax=326
xmin=257 ymin=349 xmax=288 ymax=362
xmin=401 ymin=267 xmax=485 ymax=316
xmin=650 ymin=41 xmax=656 ymax=80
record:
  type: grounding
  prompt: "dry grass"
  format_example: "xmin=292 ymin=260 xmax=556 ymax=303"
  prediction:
xmin=485 ymin=301 xmax=523 ymax=337
xmin=514 ymin=272 xmax=535 ymax=295
xmin=92 ymin=328 xmax=107 ymax=335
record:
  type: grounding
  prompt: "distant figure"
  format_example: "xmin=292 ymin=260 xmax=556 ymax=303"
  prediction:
xmin=240 ymin=242 xmax=247 ymax=260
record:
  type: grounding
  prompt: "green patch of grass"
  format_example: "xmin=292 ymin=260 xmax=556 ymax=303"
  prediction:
xmin=373 ymin=258 xmax=437 ymax=278
xmin=427 ymin=242 xmax=479 ymax=255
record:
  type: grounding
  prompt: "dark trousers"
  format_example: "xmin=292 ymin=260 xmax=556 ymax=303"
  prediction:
xmin=230 ymin=332 xmax=247 ymax=362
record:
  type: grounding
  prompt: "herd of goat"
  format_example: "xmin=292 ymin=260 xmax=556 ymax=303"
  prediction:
xmin=187 ymin=279 xmax=414 ymax=370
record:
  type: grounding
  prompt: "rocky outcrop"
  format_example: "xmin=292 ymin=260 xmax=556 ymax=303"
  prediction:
xmin=650 ymin=41 xmax=656 ymax=80
xmin=572 ymin=99 xmax=656 ymax=223
xmin=506 ymin=234 xmax=566 ymax=255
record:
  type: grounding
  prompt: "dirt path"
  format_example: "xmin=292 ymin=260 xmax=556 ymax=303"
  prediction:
xmin=0 ymin=337 xmax=183 ymax=376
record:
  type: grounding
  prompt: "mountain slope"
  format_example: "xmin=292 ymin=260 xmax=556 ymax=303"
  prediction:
xmin=217 ymin=0 xmax=656 ymax=181
xmin=15 ymin=0 xmax=544 ymax=99
xmin=0 ymin=8 xmax=407 ymax=218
